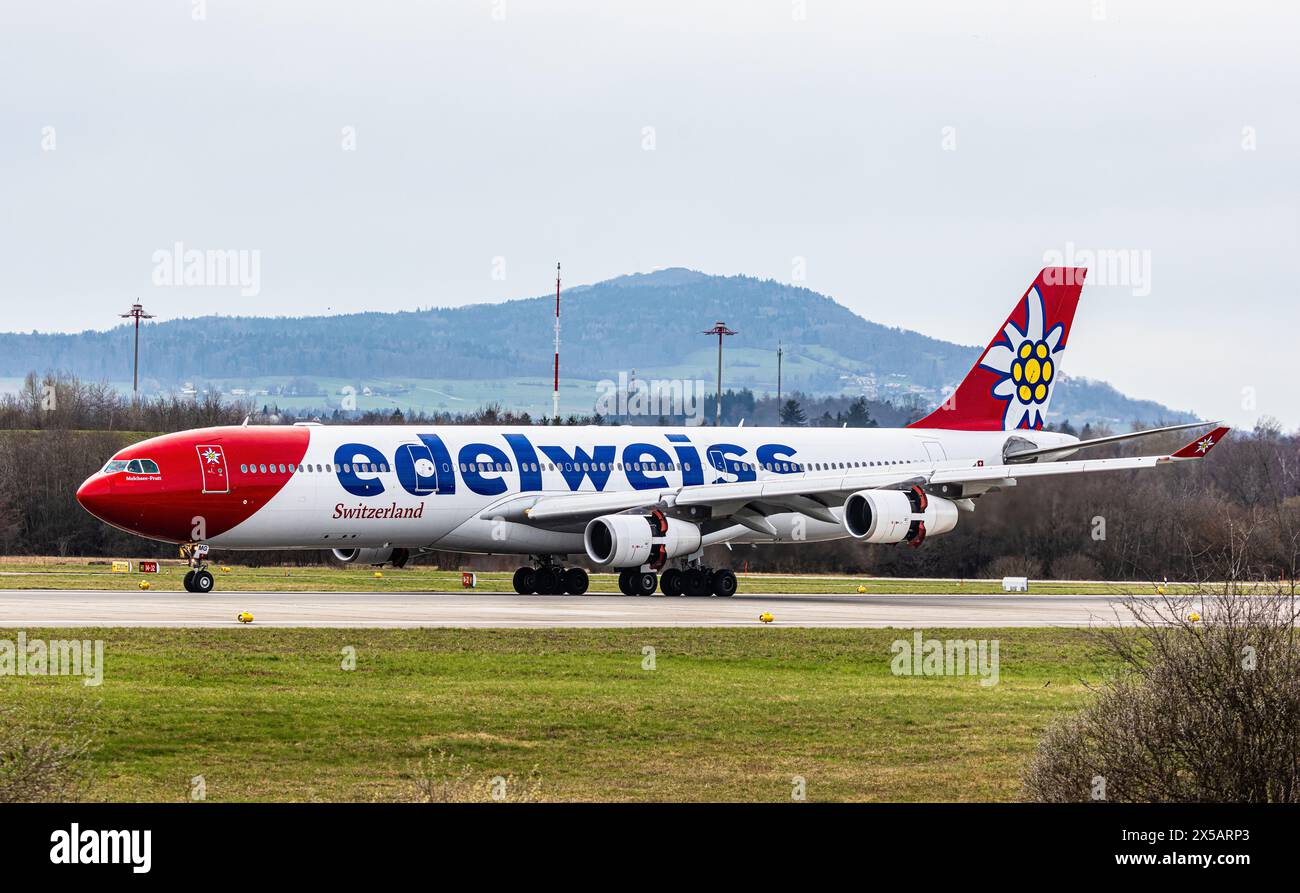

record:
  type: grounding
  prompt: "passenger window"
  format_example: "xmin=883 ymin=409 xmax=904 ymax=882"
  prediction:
xmin=241 ymin=464 xmax=249 ymax=473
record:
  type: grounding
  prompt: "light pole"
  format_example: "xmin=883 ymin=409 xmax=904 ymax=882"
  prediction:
xmin=119 ymin=301 xmax=155 ymax=394
xmin=702 ymin=321 xmax=737 ymax=426
xmin=552 ymin=263 xmax=561 ymax=422
xmin=776 ymin=341 xmax=783 ymax=424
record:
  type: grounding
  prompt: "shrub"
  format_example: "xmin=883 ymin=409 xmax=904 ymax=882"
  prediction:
xmin=984 ymin=555 xmax=1044 ymax=579
xmin=399 ymin=750 xmax=542 ymax=803
xmin=0 ymin=704 xmax=95 ymax=802
xmin=1024 ymin=587 xmax=1300 ymax=802
xmin=1050 ymin=552 xmax=1103 ymax=581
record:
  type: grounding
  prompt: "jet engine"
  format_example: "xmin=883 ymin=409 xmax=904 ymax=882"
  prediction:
xmin=842 ymin=486 xmax=959 ymax=547
xmin=330 ymin=547 xmax=411 ymax=568
xmin=584 ymin=510 xmax=702 ymax=570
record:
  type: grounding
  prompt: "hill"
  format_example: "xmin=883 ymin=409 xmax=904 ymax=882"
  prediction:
xmin=0 ymin=269 xmax=1195 ymax=428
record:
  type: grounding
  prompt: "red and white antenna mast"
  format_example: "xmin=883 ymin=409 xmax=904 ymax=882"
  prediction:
xmin=552 ymin=262 xmax=561 ymax=422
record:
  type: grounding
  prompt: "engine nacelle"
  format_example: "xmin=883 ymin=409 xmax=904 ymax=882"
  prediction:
xmin=584 ymin=511 xmax=702 ymax=570
xmin=330 ymin=547 xmax=410 ymax=568
xmin=842 ymin=487 xmax=959 ymax=547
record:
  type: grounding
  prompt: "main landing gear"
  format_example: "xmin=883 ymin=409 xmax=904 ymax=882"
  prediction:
xmin=617 ymin=565 xmax=737 ymax=597
xmin=180 ymin=543 xmax=215 ymax=594
xmin=512 ymin=556 xmax=589 ymax=595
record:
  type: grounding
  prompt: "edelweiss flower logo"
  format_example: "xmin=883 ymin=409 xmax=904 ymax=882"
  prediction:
xmin=202 ymin=448 xmax=221 ymax=465
xmin=979 ymin=285 xmax=1065 ymax=430
xmin=1196 ymin=436 xmax=1215 ymax=453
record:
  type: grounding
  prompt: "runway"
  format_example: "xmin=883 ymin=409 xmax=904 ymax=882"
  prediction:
xmin=0 ymin=589 xmax=1168 ymax=628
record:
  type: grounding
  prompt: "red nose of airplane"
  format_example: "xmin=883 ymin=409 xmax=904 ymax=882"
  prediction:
xmin=75 ymin=473 xmax=114 ymax=523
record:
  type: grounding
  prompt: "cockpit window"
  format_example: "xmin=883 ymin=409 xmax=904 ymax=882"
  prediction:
xmin=104 ymin=458 xmax=160 ymax=475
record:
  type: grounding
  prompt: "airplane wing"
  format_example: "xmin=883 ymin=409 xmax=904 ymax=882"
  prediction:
xmin=932 ymin=425 xmax=1230 ymax=487
xmin=483 ymin=427 xmax=1230 ymax=529
xmin=1001 ymin=419 xmax=1219 ymax=463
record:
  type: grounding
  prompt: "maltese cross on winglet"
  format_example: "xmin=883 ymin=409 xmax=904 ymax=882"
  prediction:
xmin=1170 ymin=426 xmax=1232 ymax=460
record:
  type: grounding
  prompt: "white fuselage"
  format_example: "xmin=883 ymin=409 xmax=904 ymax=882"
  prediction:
xmin=209 ymin=424 xmax=1075 ymax=554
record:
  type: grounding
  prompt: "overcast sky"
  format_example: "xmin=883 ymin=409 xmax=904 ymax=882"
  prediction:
xmin=1 ymin=1 xmax=1296 ymax=428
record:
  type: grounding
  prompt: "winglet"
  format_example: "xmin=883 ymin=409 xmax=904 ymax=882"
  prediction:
xmin=1170 ymin=426 xmax=1231 ymax=460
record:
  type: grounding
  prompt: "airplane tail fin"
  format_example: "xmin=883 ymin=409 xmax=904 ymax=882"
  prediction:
xmin=910 ymin=267 xmax=1086 ymax=431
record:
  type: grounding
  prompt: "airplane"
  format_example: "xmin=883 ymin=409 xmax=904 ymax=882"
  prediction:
xmin=76 ymin=267 xmax=1229 ymax=596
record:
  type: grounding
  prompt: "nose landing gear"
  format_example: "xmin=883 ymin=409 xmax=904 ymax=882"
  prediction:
xmin=183 ymin=568 xmax=214 ymax=594
xmin=180 ymin=544 xmax=215 ymax=594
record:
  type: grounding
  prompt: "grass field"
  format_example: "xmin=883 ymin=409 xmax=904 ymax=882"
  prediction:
xmin=0 ymin=559 xmax=1191 ymax=596
xmin=2 ymin=627 xmax=1111 ymax=802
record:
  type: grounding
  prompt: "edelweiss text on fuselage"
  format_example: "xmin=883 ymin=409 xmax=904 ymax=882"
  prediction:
xmin=332 ymin=432 xmax=803 ymax=498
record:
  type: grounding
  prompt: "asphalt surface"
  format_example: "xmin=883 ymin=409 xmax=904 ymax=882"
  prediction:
xmin=0 ymin=589 xmax=1167 ymax=628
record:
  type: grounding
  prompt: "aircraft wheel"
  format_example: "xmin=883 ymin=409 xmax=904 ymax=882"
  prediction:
xmin=711 ymin=568 xmax=738 ymax=597
xmin=183 ymin=570 xmax=196 ymax=593
xmin=632 ymin=571 xmax=658 ymax=597
xmin=192 ymin=570 xmax=214 ymax=594
xmin=512 ymin=567 xmax=536 ymax=595
xmin=617 ymin=569 xmax=635 ymax=596
xmin=684 ymin=568 xmax=710 ymax=597
xmin=565 ymin=567 xmax=589 ymax=596
xmin=660 ymin=568 xmax=683 ymax=597
xmin=534 ymin=567 xmax=559 ymax=595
